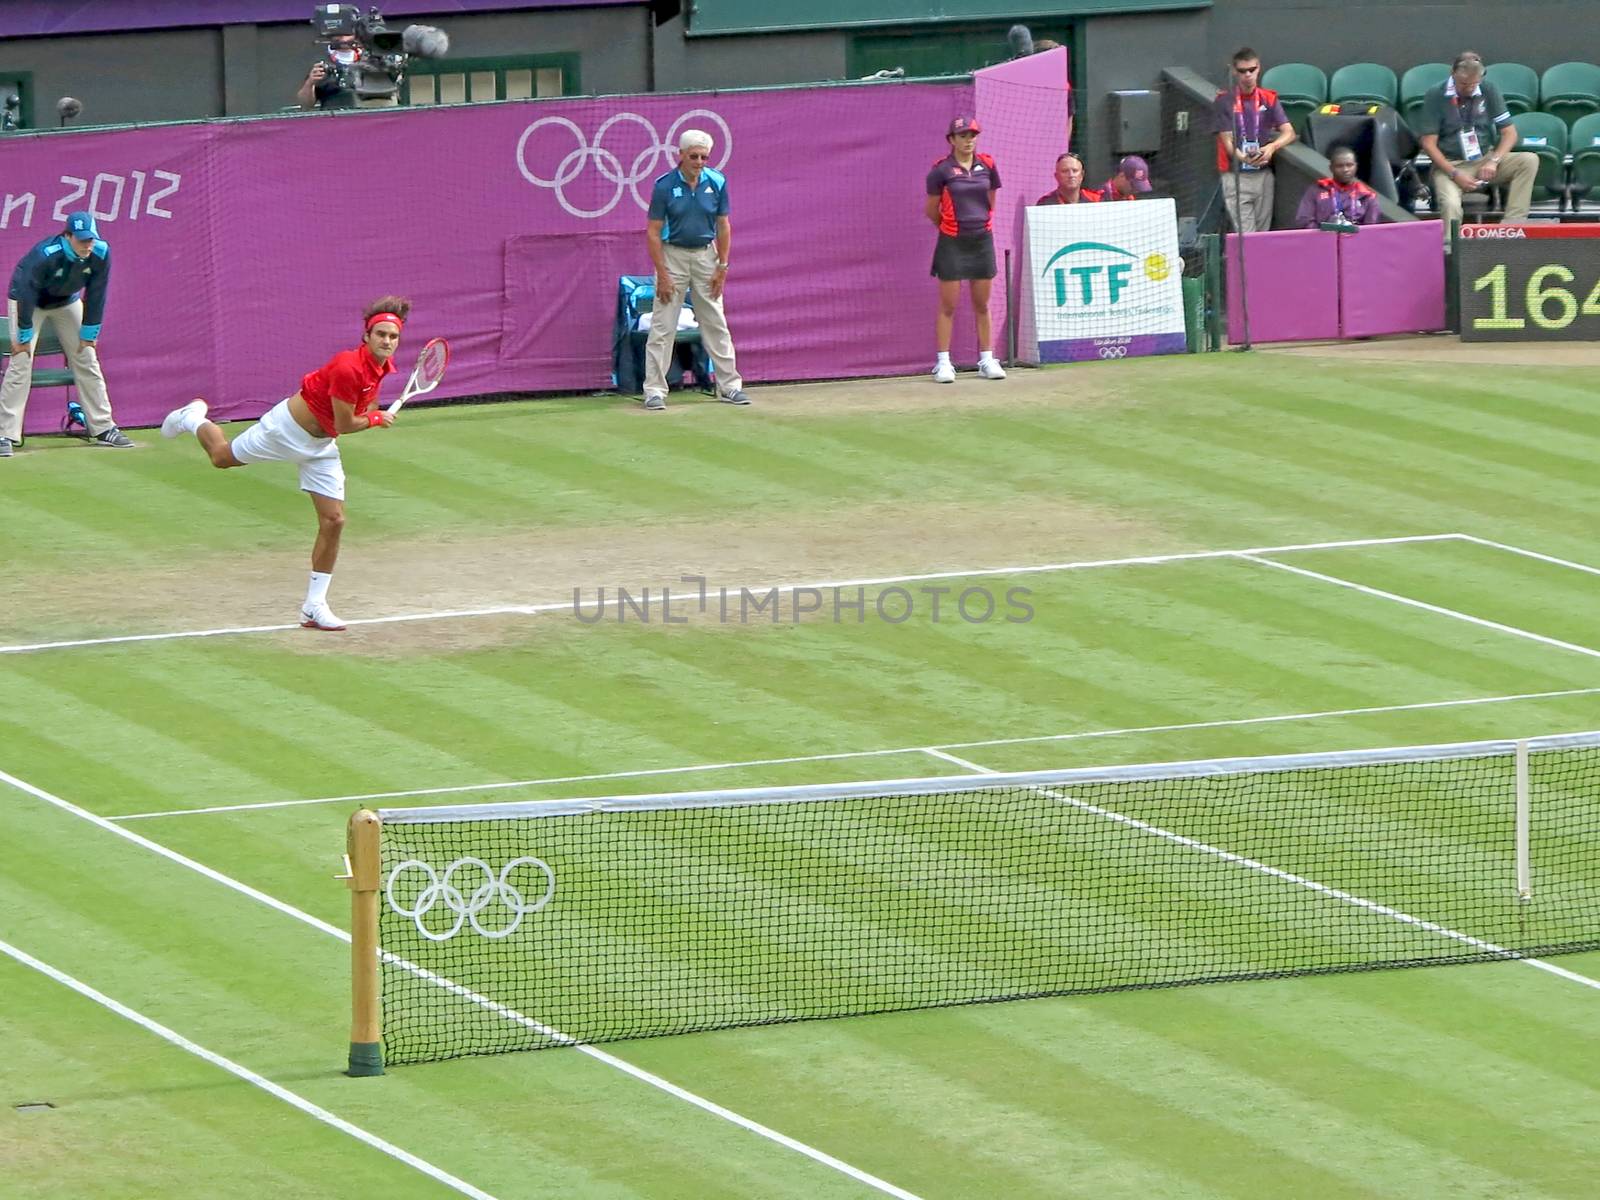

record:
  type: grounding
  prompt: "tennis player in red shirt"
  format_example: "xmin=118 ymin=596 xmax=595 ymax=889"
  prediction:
xmin=160 ymin=296 xmax=408 ymax=631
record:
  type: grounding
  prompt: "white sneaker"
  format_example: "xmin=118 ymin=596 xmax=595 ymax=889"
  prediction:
xmin=161 ymin=399 xmax=207 ymax=439
xmin=300 ymin=604 xmax=347 ymax=632
xmin=978 ymin=358 xmax=1007 ymax=380
xmin=932 ymin=361 xmax=956 ymax=384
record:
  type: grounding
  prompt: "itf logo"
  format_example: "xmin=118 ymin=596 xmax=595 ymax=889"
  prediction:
xmin=1041 ymin=242 xmax=1171 ymax=310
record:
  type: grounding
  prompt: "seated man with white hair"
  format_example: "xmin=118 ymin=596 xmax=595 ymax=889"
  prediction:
xmin=641 ymin=128 xmax=750 ymax=410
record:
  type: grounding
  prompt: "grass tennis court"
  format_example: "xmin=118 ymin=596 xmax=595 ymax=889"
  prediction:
xmin=4 ymin=347 xmax=1599 ymax=1198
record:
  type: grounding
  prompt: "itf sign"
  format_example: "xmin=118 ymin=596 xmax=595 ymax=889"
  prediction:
xmin=1021 ymin=200 xmax=1185 ymax=362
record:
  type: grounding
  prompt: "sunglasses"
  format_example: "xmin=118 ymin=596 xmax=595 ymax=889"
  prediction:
xmin=1234 ymin=65 xmax=1260 ymax=74
xmin=681 ymin=151 xmax=709 ymax=160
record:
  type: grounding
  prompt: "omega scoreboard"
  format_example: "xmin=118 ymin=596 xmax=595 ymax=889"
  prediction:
xmin=1459 ymin=224 xmax=1600 ymax=342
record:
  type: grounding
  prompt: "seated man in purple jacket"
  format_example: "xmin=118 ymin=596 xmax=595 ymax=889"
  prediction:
xmin=1294 ymin=146 xmax=1382 ymax=228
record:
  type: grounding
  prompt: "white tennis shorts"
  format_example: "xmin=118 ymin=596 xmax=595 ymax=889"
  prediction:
xmin=230 ymin=398 xmax=346 ymax=500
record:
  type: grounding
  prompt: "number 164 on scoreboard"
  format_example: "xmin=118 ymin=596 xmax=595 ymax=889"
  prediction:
xmin=1458 ymin=225 xmax=1600 ymax=342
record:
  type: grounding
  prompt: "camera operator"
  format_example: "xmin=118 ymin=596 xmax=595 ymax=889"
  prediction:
xmin=297 ymin=32 xmax=363 ymax=110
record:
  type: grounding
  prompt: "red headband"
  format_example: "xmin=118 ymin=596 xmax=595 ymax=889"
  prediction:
xmin=366 ymin=311 xmax=404 ymax=332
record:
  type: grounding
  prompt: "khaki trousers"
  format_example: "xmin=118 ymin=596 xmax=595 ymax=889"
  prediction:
xmin=1431 ymin=151 xmax=1538 ymax=234
xmin=1222 ymin=169 xmax=1275 ymax=232
xmin=0 ymin=298 xmax=114 ymax=440
xmin=644 ymin=242 xmax=742 ymax=398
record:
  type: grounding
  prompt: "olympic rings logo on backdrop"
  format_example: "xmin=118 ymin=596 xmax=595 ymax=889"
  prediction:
xmin=1097 ymin=345 xmax=1129 ymax=360
xmin=515 ymin=110 xmax=732 ymax=219
xmin=386 ymin=856 xmax=556 ymax=941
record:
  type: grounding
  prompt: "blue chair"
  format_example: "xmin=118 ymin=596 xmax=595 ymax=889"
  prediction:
xmin=610 ymin=275 xmax=712 ymax=395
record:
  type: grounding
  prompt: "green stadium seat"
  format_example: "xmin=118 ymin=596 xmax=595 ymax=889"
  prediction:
xmin=1262 ymin=63 xmax=1327 ymax=134
xmin=1329 ymin=62 xmax=1398 ymax=109
xmin=1399 ymin=63 xmax=1449 ymax=129
xmin=0 ymin=315 xmax=79 ymax=446
xmin=1539 ymin=61 xmax=1600 ymax=129
xmin=1566 ymin=113 xmax=1600 ymax=208
xmin=1484 ymin=62 xmax=1539 ymax=115
xmin=1511 ymin=111 xmax=1570 ymax=205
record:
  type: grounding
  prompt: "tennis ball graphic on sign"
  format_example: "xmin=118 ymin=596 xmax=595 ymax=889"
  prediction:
xmin=1143 ymin=253 xmax=1171 ymax=282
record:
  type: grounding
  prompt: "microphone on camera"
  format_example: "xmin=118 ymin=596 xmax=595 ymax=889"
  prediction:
xmin=402 ymin=25 xmax=450 ymax=59
xmin=1007 ymin=24 xmax=1034 ymax=58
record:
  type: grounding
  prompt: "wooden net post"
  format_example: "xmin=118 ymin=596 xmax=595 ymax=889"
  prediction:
xmin=342 ymin=808 xmax=384 ymax=1076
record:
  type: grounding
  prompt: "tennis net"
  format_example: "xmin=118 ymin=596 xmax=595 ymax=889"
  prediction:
xmin=358 ymin=731 xmax=1600 ymax=1067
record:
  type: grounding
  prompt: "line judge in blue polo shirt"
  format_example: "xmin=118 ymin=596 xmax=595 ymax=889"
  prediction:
xmin=641 ymin=128 xmax=750 ymax=410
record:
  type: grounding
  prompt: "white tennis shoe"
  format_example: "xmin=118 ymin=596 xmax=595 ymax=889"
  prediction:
xmin=978 ymin=358 xmax=1007 ymax=380
xmin=161 ymin=399 xmax=208 ymax=439
xmin=932 ymin=361 xmax=956 ymax=384
xmin=300 ymin=604 xmax=347 ymax=632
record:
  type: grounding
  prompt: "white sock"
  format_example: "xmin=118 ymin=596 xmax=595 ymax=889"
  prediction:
xmin=181 ymin=407 xmax=206 ymax=435
xmin=936 ymin=352 xmax=952 ymax=366
xmin=306 ymin=571 xmax=333 ymax=609
xmin=978 ymin=349 xmax=996 ymax=363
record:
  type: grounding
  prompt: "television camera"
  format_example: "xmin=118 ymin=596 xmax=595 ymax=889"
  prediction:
xmin=311 ymin=3 xmax=448 ymax=106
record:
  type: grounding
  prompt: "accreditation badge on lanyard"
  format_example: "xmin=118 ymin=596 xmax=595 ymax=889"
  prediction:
xmin=1235 ymin=92 xmax=1263 ymax=171
xmin=1454 ymin=92 xmax=1484 ymax=160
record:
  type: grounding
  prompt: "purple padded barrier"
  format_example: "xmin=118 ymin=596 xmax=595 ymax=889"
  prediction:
xmin=3 ymin=75 xmax=1067 ymax=434
xmin=1338 ymin=220 xmax=1446 ymax=337
xmin=1225 ymin=229 xmax=1340 ymax=344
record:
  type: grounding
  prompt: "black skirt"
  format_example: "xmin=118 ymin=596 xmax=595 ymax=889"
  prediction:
xmin=931 ymin=231 xmax=997 ymax=281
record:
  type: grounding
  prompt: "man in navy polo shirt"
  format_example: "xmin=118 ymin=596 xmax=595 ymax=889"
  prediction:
xmin=1 ymin=210 xmax=131 ymax=456
xmin=641 ymin=128 xmax=749 ymax=411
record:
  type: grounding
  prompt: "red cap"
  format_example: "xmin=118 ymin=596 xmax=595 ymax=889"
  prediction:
xmin=1118 ymin=155 xmax=1153 ymax=192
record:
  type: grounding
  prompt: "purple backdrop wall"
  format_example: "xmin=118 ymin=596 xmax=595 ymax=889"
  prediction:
xmin=6 ymin=71 xmax=1070 ymax=433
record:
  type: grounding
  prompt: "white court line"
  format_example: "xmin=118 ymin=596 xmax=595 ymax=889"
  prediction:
xmin=0 ymin=764 xmax=923 ymax=1200
xmin=0 ymin=532 xmax=1462 ymax=656
xmin=932 ymin=751 xmax=1600 ymax=994
xmin=921 ymin=748 xmax=980 ymax=771
xmin=1455 ymin=534 xmax=1600 ymax=580
xmin=109 ymin=686 xmax=1600 ymax=822
xmin=0 ymin=937 xmax=500 ymax=1200
xmin=1243 ymin=556 xmax=1600 ymax=661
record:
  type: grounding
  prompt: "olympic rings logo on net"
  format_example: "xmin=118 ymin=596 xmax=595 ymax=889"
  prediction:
xmin=385 ymin=856 xmax=556 ymax=941
xmin=515 ymin=110 xmax=732 ymax=219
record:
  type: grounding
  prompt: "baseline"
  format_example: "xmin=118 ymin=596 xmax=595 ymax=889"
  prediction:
xmin=1 ymin=532 xmax=1461 ymax=657
xmin=0 ymin=936 xmax=500 ymax=1200
xmin=0 ymin=764 xmax=925 ymax=1200
xmin=925 ymin=750 xmax=1600 ymax=995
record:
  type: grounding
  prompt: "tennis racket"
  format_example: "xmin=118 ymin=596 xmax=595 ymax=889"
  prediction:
xmin=386 ymin=337 xmax=450 ymax=416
